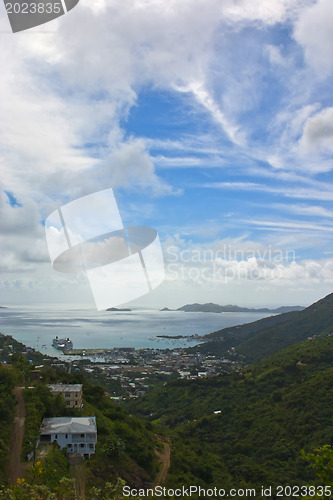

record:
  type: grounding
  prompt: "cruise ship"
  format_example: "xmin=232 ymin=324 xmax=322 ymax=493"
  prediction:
xmin=52 ymin=336 xmax=73 ymax=350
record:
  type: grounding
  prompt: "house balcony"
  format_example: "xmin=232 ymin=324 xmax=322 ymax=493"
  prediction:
xmin=72 ymin=434 xmax=97 ymax=443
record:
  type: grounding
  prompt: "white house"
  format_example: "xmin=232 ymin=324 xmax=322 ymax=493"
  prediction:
xmin=39 ymin=416 xmax=97 ymax=458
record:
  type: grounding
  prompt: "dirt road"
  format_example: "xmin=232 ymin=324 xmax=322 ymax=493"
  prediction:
xmin=8 ymin=387 xmax=25 ymax=484
xmin=154 ymin=438 xmax=171 ymax=487
xmin=69 ymin=454 xmax=86 ymax=500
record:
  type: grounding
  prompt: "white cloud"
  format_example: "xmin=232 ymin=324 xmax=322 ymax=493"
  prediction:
xmin=203 ymin=181 xmax=333 ymax=201
xmin=0 ymin=190 xmax=49 ymax=273
xmin=271 ymin=203 xmax=333 ymax=218
xmin=1 ymin=0 xmax=332 ymax=308
xmin=175 ymin=81 xmax=244 ymax=146
xmin=163 ymin=236 xmax=333 ymax=290
xmin=0 ymin=0 xmax=327 ymax=203
xmin=264 ymin=45 xmax=287 ymax=67
xmin=274 ymin=104 xmax=320 ymax=146
xmin=98 ymin=137 xmax=178 ymax=195
xmin=244 ymin=218 xmax=333 ymax=233
xmin=294 ymin=0 xmax=333 ymax=74
xmin=300 ymin=107 xmax=333 ymax=154
xmin=154 ymin=155 xmax=207 ymax=168
xmin=218 ymin=0 xmax=311 ymax=26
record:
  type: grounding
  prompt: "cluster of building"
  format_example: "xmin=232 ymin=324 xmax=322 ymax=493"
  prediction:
xmin=31 ymin=345 xmax=234 ymax=458
xmin=38 ymin=384 xmax=97 ymax=459
xmin=0 ymin=332 xmax=238 ymax=454
xmin=77 ymin=347 xmax=240 ymax=399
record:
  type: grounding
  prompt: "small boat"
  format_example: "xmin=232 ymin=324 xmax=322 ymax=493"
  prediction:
xmin=52 ymin=336 xmax=73 ymax=350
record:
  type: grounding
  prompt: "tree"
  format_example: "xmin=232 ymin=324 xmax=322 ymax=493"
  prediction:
xmin=301 ymin=445 xmax=333 ymax=499
xmin=101 ymin=437 xmax=126 ymax=457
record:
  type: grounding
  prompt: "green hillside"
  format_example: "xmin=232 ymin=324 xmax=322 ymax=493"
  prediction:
xmin=0 ymin=364 xmax=18 ymax=485
xmin=127 ymin=335 xmax=333 ymax=490
xmin=0 ymin=354 xmax=161 ymax=499
xmin=2 ymin=294 xmax=333 ymax=497
xmin=195 ymin=292 xmax=333 ymax=362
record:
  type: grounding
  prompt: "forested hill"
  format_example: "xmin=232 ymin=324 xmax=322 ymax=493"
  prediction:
xmin=0 ymin=349 xmax=161 ymax=498
xmin=127 ymin=334 xmax=333 ymax=489
xmin=195 ymin=292 xmax=333 ymax=362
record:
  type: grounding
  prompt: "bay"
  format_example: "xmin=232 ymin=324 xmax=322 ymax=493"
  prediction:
xmin=0 ymin=304 xmax=274 ymax=357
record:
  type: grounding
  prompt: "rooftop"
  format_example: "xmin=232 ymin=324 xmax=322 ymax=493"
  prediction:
xmin=48 ymin=384 xmax=82 ymax=392
xmin=40 ymin=416 xmax=96 ymax=435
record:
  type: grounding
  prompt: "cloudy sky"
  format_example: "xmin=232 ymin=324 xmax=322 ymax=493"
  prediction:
xmin=1 ymin=0 xmax=333 ymax=309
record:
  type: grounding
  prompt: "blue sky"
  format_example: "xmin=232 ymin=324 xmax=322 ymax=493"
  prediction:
xmin=0 ymin=0 xmax=333 ymax=308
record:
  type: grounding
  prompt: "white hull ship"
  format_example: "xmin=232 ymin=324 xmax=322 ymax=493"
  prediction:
xmin=52 ymin=336 xmax=73 ymax=350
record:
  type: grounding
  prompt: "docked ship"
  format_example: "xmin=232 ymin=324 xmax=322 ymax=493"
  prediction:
xmin=52 ymin=336 xmax=73 ymax=350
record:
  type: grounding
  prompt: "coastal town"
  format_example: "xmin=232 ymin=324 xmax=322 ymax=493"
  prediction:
xmin=0 ymin=332 xmax=242 ymax=400
xmin=69 ymin=346 xmax=242 ymax=399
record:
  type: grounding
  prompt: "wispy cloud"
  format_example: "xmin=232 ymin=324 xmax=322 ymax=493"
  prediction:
xmin=1 ymin=0 xmax=332 ymax=306
xmin=202 ymin=182 xmax=333 ymax=201
xmin=271 ymin=203 xmax=333 ymax=219
xmin=174 ymin=81 xmax=245 ymax=146
xmin=244 ymin=218 xmax=333 ymax=233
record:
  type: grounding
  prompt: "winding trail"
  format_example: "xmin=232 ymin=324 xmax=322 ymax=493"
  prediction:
xmin=153 ymin=437 xmax=171 ymax=487
xmin=8 ymin=387 xmax=25 ymax=484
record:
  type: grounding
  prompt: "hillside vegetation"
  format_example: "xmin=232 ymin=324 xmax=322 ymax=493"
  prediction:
xmin=1 ymin=293 xmax=333 ymax=497
xmin=195 ymin=293 xmax=333 ymax=362
xmin=0 ymin=364 xmax=18 ymax=484
xmin=0 ymin=354 xmax=160 ymax=498
xmin=127 ymin=334 xmax=333 ymax=490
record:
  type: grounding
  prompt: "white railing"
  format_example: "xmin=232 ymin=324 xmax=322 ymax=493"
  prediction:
xmin=71 ymin=435 xmax=97 ymax=443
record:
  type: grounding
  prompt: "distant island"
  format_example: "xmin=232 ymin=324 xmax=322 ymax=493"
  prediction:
xmin=106 ymin=307 xmax=132 ymax=312
xmin=156 ymin=335 xmax=185 ymax=339
xmin=160 ymin=302 xmax=304 ymax=314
